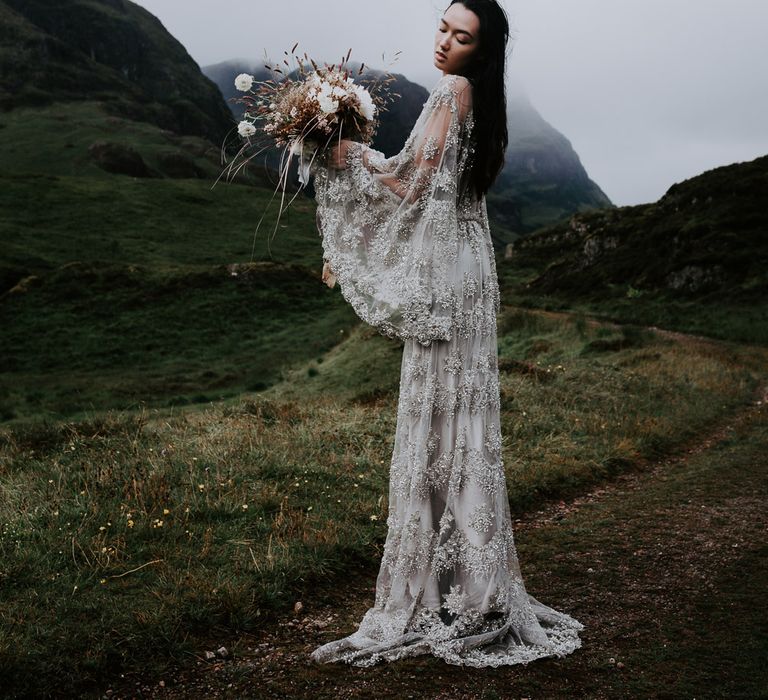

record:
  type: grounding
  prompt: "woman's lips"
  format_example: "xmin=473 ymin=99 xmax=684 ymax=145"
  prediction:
xmin=435 ymin=51 xmax=447 ymax=61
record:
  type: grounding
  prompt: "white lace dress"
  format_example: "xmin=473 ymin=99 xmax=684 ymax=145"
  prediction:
xmin=309 ymin=73 xmax=585 ymax=668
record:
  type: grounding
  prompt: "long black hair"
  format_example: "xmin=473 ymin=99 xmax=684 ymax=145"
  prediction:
xmin=447 ymin=0 xmax=510 ymax=199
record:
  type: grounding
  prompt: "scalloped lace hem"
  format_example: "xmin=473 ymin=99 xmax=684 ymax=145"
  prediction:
xmin=309 ymin=599 xmax=585 ymax=669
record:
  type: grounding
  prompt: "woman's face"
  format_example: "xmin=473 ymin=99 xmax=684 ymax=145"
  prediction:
xmin=434 ymin=3 xmax=481 ymax=76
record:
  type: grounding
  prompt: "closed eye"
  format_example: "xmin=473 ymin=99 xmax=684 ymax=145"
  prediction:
xmin=439 ymin=25 xmax=469 ymax=44
xmin=438 ymin=27 xmax=469 ymax=46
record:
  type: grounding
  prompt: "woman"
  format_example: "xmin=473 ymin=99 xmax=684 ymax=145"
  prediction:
xmin=309 ymin=0 xmax=585 ymax=667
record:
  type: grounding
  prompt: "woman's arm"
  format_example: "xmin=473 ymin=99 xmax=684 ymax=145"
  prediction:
xmin=327 ymin=76 xmax=472 ymax=204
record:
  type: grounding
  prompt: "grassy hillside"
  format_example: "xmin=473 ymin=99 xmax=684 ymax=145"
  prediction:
xmin=0 ymin=262 xmax=359 ymax=422
xmin=0 ymin=104 xmax=318 ymax=281
xmin=497 ymin=154 xmax=768 ymax=345
xmin=1 ymin=306 xmax=765 ymax=697
xmin=0 ymin=101 xmax=350 ymax=424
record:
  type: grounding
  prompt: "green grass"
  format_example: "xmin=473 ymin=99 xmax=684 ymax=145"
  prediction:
xmin=0 ymin=101 xmax=353 ymax=423
xmin=0 ymin=102 xmax=218 ymax=180
xmin=1 ymin=309 xmax=765 ymax=697
xmin=497 ymin=256 xmax=768 ymax=346
xmin=0 ymin=171 xmax=319 ymax=276
xmin=0 ymin=262 xmax=359 ymax=422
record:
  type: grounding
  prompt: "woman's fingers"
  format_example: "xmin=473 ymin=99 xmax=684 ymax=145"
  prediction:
xmin=322 ymin=261 xmax=337 ymax=288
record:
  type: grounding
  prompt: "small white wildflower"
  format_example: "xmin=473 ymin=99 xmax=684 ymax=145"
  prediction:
xmin=237 ymin=120 xmax=256 ymax=138
xmin=234 ymin=73 xmax=254 ymax=91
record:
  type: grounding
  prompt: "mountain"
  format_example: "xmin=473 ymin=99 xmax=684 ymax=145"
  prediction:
xmin=204 ymin=60 xmax=613 ymax=245
xmin=505 ymin=153 xmax=768 ymax=302
xmin=0 ymin=0 xmax=234 ymax=144
xmin=487 ymin=93 xmax=613 ymax=244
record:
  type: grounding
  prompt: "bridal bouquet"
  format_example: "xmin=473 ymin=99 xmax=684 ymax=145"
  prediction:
xmin=228 ymin=46 xmax=395 ymax=189
xmin=213 ymin=45 xmax=399 ymax=284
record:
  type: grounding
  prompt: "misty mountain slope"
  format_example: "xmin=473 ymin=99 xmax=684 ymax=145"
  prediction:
xmin=504 ymin=153 xmax=768 ymax=303
xmin=205 ymin=60 xmax=613 ymax=244
xmin=486 ymin=95 xmax=613 ymax=243
xmin=0 ymin=0 xmax=234 ymax=143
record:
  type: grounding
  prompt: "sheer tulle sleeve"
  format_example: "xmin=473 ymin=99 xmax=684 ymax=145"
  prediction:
xmin=312 ymin=74 xmax=474 ymax=346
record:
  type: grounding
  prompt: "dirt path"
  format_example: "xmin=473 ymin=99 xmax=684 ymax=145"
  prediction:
xmin=103 ymin=333 xmax=768 ymax=700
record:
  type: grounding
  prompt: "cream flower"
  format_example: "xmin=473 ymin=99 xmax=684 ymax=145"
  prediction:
xmin=234 ymin=73 xmax=254 ymax=92
xmin=289 ymin=140 xmax=304 ymax=156
xmin=352 ymin=84 xmax=376 ymax=121
xmin=331 ymin=86 xmax=348 ymax=99
xmin=237 ymin=120 xmax=257 ymax=137
xmin=317 ymin=92 xmax=339 ymax=114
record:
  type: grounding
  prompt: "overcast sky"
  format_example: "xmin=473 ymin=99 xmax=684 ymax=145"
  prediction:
xmin=134 ymin=0 xmax=768 ymax=206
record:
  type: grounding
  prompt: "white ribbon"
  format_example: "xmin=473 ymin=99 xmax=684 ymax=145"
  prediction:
xmin=291 ymin=138 xmax=318 ymax=186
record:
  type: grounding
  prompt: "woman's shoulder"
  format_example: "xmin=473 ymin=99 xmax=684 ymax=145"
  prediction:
xmin=430 ymin=74 xmax=473 ymax=119
xmin=430 ymin=74 xmax=473 ymax=109
xmin=434 ymin=73 xmax=472 ymax=93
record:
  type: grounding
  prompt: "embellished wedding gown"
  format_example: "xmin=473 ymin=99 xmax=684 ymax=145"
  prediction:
xmin=309 ymin=73 xmax=584 ymax=667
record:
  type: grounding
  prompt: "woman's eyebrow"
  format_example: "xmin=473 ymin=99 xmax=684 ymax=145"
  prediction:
xmin=439 ymin=17 xmax=474 ymax=39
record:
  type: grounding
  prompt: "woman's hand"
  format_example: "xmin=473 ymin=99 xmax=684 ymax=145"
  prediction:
xmin=322 ymin=261 xmax=337 ymax=288
xmin=327 ymin=139 xmax=355 ymax=170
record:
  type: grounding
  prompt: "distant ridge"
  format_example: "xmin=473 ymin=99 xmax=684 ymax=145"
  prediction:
xmin=508 ymin=153 xmax=768 ymax=301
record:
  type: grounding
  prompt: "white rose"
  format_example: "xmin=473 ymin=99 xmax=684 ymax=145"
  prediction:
xmin=317 ymin=93 xmax=339 ymax=114
xmin=237 ymin=120 xmax=257 ymax=137
xmin=353 ymin=85 xmax=376 ymax=121
xmin=234 ymin=73 xmax=254 ymax=91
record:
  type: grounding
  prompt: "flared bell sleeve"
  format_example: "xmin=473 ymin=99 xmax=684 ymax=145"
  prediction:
xmin=312 ymin=74 xmax=474 ymax=346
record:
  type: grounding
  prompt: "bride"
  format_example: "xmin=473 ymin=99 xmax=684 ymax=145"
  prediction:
xmin=308 ymin=0 xmax=585 ymax=667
